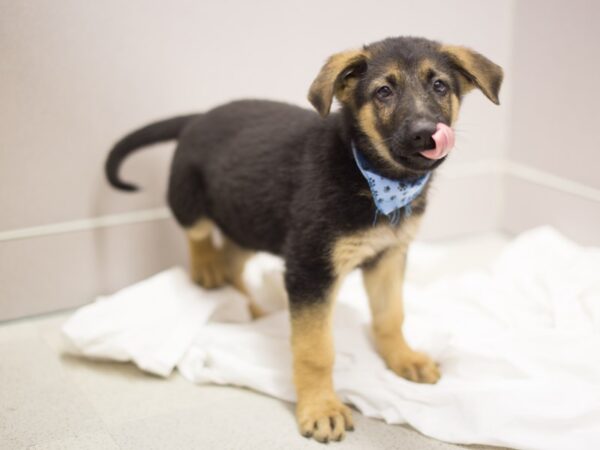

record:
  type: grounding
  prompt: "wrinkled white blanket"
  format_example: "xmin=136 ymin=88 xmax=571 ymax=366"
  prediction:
xmin=62 ymin=227 xmax=600 ymax=450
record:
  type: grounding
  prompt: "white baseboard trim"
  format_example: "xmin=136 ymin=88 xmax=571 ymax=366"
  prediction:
xmin=504 ymin=161 xmax=600 ymax=203
xmin=1 ymin=160 xmax=598 ymax=243
xmin=441 ymin=159 xmax=600 ymax=203
xmin=0 ymin=207 xmax=171 ymax=242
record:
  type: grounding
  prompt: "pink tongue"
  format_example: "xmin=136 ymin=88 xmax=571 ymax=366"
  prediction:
xmin=420 ymin=123 xmax=455 ymax=160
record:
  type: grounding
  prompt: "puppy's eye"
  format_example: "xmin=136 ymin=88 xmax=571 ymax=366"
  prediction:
xmin=433 ymin=80 xmax=448 ymax=95
xmin=375 ymin=86 xmax=393 ymax=100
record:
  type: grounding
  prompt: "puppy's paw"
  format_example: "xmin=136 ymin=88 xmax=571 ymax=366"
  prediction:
xmin=247 ymin=301 xmax=266 ymax=320
xmin=388 ymin=349 xmax=440 ymax=384
xmin=297 ymin=394 xmax=354 ymax=443
xmin=190 ymin=260 xmax=227 ymax=289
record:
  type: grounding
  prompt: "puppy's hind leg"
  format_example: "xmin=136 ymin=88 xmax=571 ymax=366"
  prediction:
xmin=187 ymin=220 xmax=264 ymax=318
xmin=221 ymin=239 xmax=265 ymax=319
xmin=187 ymin=219 xmax=228 ymax=289
xmin=170 ymin=169 xmax=262 ymax=316
xmin=168 ymin=161 xmax=225 ymax=288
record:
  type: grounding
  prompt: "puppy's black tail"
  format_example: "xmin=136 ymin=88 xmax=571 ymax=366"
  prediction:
xmin=105 ymin=114 xmax=197 ymax=191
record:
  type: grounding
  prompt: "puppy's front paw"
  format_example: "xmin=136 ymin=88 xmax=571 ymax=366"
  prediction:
xmin=388 ymin=349 xmax=440 ymax=384
xmin=296 ymin=394 xmax=354 ymax=443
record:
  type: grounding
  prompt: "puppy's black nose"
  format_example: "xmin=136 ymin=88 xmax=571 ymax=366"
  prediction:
xmin=406 ymin=121 xmax=437 ymax=153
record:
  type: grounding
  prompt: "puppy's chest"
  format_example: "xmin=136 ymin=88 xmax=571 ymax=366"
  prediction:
xmin=331 ymin=215 xmax=421 ymax=275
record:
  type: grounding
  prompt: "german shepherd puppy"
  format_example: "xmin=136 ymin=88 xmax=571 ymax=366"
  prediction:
xmin=106 ymin=36 xmax=503 ymax=442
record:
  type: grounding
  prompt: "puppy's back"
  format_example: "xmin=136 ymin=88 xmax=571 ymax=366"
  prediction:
xmin=171 ymin=99 xmax=323 ymax=254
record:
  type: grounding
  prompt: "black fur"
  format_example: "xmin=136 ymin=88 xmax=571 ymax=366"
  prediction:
xmin=105 ymin=36 xmax=502 ymax=309
xmin=105 ymin=114 xmax=198 ymax=191
xmin=168 ymin=100 xmax=387 ymax=304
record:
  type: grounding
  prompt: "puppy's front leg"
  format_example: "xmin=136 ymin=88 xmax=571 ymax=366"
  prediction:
xmin=363 ymin=247 xmax=440 ymax=384
xmin=287 ymin=270 xmax=353 ymax=442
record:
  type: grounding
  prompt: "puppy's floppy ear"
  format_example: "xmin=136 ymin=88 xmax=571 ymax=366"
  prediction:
xmin=308 ymin=49 xmax=367 ymax=117
xmin=442 ymin=45 xmax=504 ymax=105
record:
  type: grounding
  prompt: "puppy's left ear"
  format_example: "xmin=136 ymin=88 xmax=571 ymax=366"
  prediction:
xmin=308 ymin=49 xmax=367 ymax=117
xmin=442 ymin=45 xmax=504 ymax=105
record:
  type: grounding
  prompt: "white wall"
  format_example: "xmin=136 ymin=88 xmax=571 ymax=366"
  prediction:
xmin=1 ymin=0 xmax=516 ymax=319
xmin=502 ymin=0 xmax=600 ymax=245
xmin=0 ymin=0 xmax=514 ymax=231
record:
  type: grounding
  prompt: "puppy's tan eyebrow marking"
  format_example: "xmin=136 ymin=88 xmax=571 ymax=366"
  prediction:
xmin=368 ymin=78 xmax=389 ymax=92
xmin=384 ymin=74 xmax=399 ymax=86
xmin=418 ymin=59 xmax=435 ymax=79
xmin=378 ymin=63 xmax=403 ymax=82
xmin=418 ymin=59 xmax=451 ymax=84
xmin=385 ymin=64 xmax=403 ymax=83
xmin=368 ymin=67 xmax=403 ymax=92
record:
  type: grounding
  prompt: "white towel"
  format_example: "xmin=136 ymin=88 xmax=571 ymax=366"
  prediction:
xmin=62 ymin=227 xmax=600 ymax=450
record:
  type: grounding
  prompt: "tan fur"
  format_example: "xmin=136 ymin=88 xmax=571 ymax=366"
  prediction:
xmin=442 ymin=45 xmax=477 ymax=96
xmin=291 ymin=301 xmax=354 ymax=442
xmin=293 ymin=212 xmax=438 ymax=442
xmin=416 ymin=59 xmax=458 ymax=120
xmin=331 ymin=214 xmax=422 ymax=277
xmin=441 ymin=44 xmax=503 ymax=104
xmin=450 ymin=93 xmax=460 ymax=124
xmin=362 ymin=245 xmax=440 ymax=384
xmin=369 ymin=65 xmax=402 ymax=123
xmin=330 ymin=214 xmax=439 ymax=384
xmin=188 ymin=237 xmax=225 ymax=287
xmin=417 ymin=58 xmax=452 ymax=85
xmin=186 ymin=220 xmax=264 ymax=318
xmin=417 ymin=58 xmax=436 ymax=80
xmin=437 ymin=89 xmax=453 ymax=122
xmin=186 ymin=218 xmax=216 ymax=243
xmin=382 ymin=63 xmax=403 ymax=84
xmin=357 ymin=103 xmax=403 ymax=169
xmin=308 ymin=49 xmax=367 ymax=117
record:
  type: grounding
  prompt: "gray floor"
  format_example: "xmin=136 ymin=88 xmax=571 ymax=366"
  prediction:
xmin=0 ymin=233 xmax=513 ymax=450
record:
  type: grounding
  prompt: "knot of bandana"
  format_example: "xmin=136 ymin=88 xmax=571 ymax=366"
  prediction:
xmin=352 ymin=142 xmax=431 ymax=224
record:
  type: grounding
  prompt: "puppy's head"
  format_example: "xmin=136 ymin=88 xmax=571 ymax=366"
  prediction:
xmin=308 ymin=37 xmax=503 ymax=174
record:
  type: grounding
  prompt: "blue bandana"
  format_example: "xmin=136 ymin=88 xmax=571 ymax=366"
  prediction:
xmin=352 ymin=142 xmax=431 ymax=224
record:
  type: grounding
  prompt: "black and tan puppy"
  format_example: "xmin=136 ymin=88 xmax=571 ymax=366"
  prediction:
xmin=106 ymin=36 xmax=502 ymax=442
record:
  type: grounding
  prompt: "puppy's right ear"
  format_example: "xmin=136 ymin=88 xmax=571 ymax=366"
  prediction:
xmin=308 ymin=49 xmax=367 ymax=117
